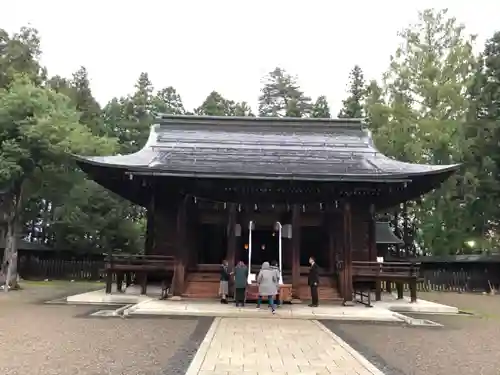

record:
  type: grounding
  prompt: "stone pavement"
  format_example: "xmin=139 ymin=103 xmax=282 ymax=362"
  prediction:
xmin=186 ymin=317 xmax=385 ymax=375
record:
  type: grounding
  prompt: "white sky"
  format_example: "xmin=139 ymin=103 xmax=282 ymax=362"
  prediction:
xmin=2 ymin=0 xmax=499 ymax=114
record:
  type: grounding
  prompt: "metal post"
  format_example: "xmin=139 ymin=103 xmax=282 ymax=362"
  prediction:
xmin=276 ymin=221 xmax=283 ymax=284
xmin=247 ymin=220 xmax=253 ymax=284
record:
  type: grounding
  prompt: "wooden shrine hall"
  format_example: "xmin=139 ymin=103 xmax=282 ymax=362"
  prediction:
xmin=74 ymin=115 xmax=459 ymax=303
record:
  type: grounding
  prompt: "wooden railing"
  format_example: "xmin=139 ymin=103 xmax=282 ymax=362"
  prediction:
xmin=337 ymin=261 xmax=421 ymax=303
xmin=104 ymin=253 xmax=175 ymax=271
xmin=351 ymin=261 xmax=420 ymax=278
xmin=104 ymin=253 xmax=176 ymax=294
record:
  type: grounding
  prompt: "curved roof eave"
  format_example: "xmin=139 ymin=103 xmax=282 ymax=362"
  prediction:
xmin=73 ymin=153 xmax=460 ymax=182
xmin=71 ymin=116 xmax=461 ymax=182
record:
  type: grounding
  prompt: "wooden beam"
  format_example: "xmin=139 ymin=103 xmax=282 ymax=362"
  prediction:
xmin=291 ymin=204 xmax=301 ymax=299
xmin=343 ymin=202 xmax=353 ymax=304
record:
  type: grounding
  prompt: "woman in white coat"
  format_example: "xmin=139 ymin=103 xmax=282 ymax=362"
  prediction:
xmin=256 ymin=261 xmax=278 ymax=314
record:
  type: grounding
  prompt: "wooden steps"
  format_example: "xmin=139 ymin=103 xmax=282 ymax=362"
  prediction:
xmin=182 ymin=271 xmax=341 ymax=301
xmin=283 ymin=275 xmax=341 ymax=301
xmin=182 ymin=272 xmax=220 ymax=298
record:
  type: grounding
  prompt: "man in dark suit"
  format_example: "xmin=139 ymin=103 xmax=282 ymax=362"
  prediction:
xmin=308 ymin=256 xmax=319 ymax=307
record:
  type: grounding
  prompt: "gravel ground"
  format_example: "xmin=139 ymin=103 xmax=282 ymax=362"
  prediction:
xmin=322 ymin=292 xmax=500 ymax=375
xmin=0 ymin=282 xmax=212 ymax=375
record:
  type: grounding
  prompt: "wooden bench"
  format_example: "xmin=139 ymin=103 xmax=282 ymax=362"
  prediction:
xmin=104 ymin=253 xmax=175 ymax=296
xmin=352 ymin=261 xmax=421 ymax=303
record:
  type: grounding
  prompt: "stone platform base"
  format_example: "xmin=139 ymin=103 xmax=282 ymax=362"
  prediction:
xmin=66 ymin=285 xmax=159 ymax=304
xmin=372 ymin=293 xmax=459 ymax=314
xmin=65 ymin=288 xmax=459 ymax=320
xmin=123 ymin=299 xmax=404 ymax=321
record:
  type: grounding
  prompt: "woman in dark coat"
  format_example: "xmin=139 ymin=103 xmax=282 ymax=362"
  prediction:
xmin=233 ymin=261 xmax=248 ymax=307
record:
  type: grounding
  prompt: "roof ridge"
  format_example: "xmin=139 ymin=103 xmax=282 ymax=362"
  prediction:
xmin=155 ymin=114 xmax=365 ymax=132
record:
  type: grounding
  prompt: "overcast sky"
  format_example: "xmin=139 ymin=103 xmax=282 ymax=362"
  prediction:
xmin=2 ymin=0 xmax=500 ymax=114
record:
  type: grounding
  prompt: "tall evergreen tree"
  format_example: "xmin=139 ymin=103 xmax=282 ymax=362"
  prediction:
xmin=103 ymin=72 xmax=154 ymax=153
xmin=153 ymin=86 xmax=185 ymax=115
xmin=195 ymin=91 xmax=233 ymax=116
xmin=378 ymin=9 xmax=478 ymax=254
xmin=258 ymin=67 xmax=311 ymax=117
xmin=195 ymin=92 xmax=253 ymax=116
xmin=0 ymin=27 xmax=46 ymax=88
xmin=464 ymin=31 xmax=500 ymax=244
xmin=311 ymin=96 xmax=331 ymax=118
xmin=338 ymin=65 xmax=365 ymax=118
xmin=70 ymin=66 xmax=104 ymax=136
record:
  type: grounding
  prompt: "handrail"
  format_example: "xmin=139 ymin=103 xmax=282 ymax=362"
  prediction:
xmin=104 ymin=253 xmax=175 ymax=267
xmin=339 ymin=260 xmax=420 ymax=278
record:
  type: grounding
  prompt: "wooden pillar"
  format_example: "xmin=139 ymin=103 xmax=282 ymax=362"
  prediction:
xmin=368 ymin=204 xmax=376 ymax=262
xmin=403 ymin=202 xmax=409 ymax=257
xmin=226 ymin=203 xmax=237 ymax=269
xmin=291 ymin=204 xmax=301 ymax=299
xmin=226 ymin=203 xmax=237 ymax=298
xmin=343 ymin=202 xmax=353 ymax=304
xmin=393 ymin=206 xmax=400 ymax=257
xmin=327 ymin=213 xmax=336 ymax=274
xmin=172 ymin=196 xmax=188 ymax=297
xmin=144 ymin=190 xmax=156 ymax=255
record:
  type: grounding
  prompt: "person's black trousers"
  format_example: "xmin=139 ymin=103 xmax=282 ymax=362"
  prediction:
xmin=235 ymin=288 xmax=246 ymax=305
xmin=310 ymin=285 xmax=319 ymax=306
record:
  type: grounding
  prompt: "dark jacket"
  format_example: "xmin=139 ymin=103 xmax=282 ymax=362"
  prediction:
xmin=234 ymin=264 xmax=248 ymax=289
xmin=220 ymin=264 xmax=230 ymax=281
xmin=308 ymin=262 xmax=319 ymax=286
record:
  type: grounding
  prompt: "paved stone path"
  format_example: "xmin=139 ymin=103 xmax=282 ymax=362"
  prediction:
xmin=187 ymin=317 xmax=384 ymax=375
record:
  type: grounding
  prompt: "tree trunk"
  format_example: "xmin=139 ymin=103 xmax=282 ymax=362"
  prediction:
xmin=2 ymin=180 xmax=24 ymax=292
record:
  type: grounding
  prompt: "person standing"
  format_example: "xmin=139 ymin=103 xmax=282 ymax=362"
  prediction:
xmin=256 ymin=261 xmax=278 ymax=314
xmin=308 ymin=256 xmax=320 ymax=307
xmin=270 ymin=260 xmax=281 ymax=307
xmin=219 ymin=259 xmax=231 ymax=304
xmin=233 ymin=261 xmax=248 ymax=307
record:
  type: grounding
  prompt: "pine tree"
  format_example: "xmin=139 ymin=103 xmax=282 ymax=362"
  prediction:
xmin=338 ymin=65 xmax=365 ymax=118
xmin=195 ymin=91 xmax=233 ymax=116
xmin=153 ymin=86 xmax=185 ymax=115
xmin=258 ymin=67 xmax=311 ymax=117
xmin=71 ymin=66 xmax=105 ymax=135
xmin=311 ymin=96 xmax=331 ymax=118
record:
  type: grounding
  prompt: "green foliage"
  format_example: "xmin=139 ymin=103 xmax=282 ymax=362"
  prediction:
xmin=366 ymin=9 xmax=484 ymax=254
xmin=52 ymin=179 xmax=144 ymax=252
xmin=2 ymin=12 xmax=500 ymax=261
xmin=311 ymin=96 xmax=331 ymax=118
xmin=338 ymin=65 xmax=365 ymax=118
xmin=0 ymin=76 xmax=112 ymax=187
xmin=258 ymin=67 xmax=311 ymax=117
xmin=0 ymin=27 xmax=46 ymax=89
xmin=195 ymin=91 xmax=254 ymax=116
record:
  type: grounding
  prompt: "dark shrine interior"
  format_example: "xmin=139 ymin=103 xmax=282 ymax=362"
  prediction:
xmin=249 ymin=229 xmax=279 ymax=266
xmin=198 ymin=224 xmax=227 ymax=264
xmin=196 ymin=222 xmax=330 ymax=270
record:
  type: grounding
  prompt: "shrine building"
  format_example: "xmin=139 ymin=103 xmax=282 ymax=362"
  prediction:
xmin=74 ymin=115 xmax=458 ymax=303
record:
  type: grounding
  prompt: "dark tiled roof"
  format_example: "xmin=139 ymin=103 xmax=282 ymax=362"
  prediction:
xmin=375 ymin=222 xmax=404 ymax=244
xmin=74 ymin=115 xmax=459 ymax=181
